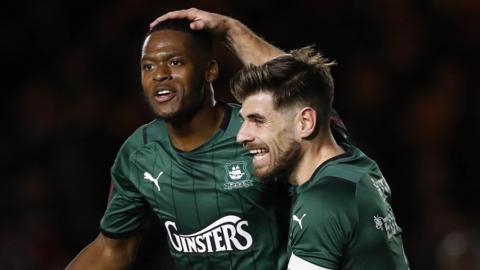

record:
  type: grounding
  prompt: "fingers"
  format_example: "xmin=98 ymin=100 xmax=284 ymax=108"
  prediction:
xmin=149 ymin=11 xmax=183 ymax=29
xmin=149 ymin=8 xmax=202 ymax=29
xmin=148 ymin=8 xmax=227 ymax=36
xmin=190 ymin=20 xmax=206 ymax=30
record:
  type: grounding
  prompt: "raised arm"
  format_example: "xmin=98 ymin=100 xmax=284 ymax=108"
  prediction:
xmin=66 ymin=233 xmax=141 ymax=270
xmin=149 ymin=8 xmax=285 ymax=65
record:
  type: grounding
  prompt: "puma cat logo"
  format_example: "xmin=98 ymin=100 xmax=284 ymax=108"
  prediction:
xmin=144 ymin=171 xmax=163 ymax=191
xmin=292 ymin=214 xmax=307 ymax=230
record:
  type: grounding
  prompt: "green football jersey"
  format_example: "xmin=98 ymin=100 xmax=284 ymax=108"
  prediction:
xmin=100 ymin=103 xmax=288 ymax=270
xmin=287 ymin=144 xmax=409 ymax=270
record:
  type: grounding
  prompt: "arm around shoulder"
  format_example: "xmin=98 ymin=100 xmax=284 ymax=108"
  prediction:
xmin=66 ymin=233 xmax=142 ymax=270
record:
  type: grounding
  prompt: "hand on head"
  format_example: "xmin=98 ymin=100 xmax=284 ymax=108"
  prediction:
xmin=149 ymin=8 xmax=231 ymax=36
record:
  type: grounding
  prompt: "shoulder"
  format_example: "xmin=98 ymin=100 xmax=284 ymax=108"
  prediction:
xmin=313 ymin=146 xmax=380 ymax=188
xmin=226 ymin=102 xmax=241 ymax=122
xmin=300 ymin=176 xmax=357 ymax=212
xmin=301 ymin=146 xmax=391 ymax=214
xmin=222 ymin=102 xmax=243 ymax=136
xmin=114 ymin=119 xmax=166 ymax=163
xmin=298 ymin=148 xmax=377 ymax=215
xmin=227 ymin=102 xmax=241 ymax=111
xmin=120 ymin=121 xmax=152 ymax=152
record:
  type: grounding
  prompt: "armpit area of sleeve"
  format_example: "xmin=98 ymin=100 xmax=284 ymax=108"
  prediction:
xmin=99 ymin=193 xmax=152 ymax=238
xmin=99 ymin=211 xmax=151 ymax=239
xmin=99 ymin=226 xmax=147 ymax=239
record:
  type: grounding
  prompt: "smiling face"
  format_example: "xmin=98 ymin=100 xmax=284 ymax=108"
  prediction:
xmin=237 ymin=92 xmax=302 ymax=180
xmin=141 ymin=30 xmax=216 ymax=122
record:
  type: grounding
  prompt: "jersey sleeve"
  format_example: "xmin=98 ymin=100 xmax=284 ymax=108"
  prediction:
xmin=289 ymin=177 xmax=358 ymax=269
xmin=99 ymin=135 xmax=151 ymax=238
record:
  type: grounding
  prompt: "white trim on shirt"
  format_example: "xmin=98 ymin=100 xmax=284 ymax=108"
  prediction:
xmin=287 ymin=253 xmax=333 ymax=270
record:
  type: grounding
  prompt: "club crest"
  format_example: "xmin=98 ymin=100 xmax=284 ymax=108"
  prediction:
xmin=224 ymin=161 xmax=253 ymax=190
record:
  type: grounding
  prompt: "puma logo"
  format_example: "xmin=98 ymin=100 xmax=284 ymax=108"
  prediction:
xmin=292 ymin=214 xmax=307 ymax=230
xmin=144 ymin=171 xmax=163 ymax=191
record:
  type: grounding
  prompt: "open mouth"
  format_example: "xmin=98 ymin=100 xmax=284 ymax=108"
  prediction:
xmin=154 ymin=88 xmax=175 ymax=103
xmin=249 ymin=148 xmax=269 ymax=163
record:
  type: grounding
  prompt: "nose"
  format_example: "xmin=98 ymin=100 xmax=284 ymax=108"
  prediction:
xmin=236 ymin=122 xmax=254 ymax=145
xmin=154 ymin=64 xmax=171 ymax=82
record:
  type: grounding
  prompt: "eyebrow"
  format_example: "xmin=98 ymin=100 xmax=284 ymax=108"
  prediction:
xmin=140 ymin=52 xmax=181 ymax=62
xmin=239 ymin=111 xmax=266 ymax=121
xmin=249 ymin=113 xmax=266 ymax=120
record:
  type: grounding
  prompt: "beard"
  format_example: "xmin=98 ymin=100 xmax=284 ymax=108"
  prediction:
xmin=163 ymin=87 xmax=206 ymax=126
xmin=254 ymin=139 xmax=302 ymax=183
xmin=145 ymin=80 xmax=206 ymax=125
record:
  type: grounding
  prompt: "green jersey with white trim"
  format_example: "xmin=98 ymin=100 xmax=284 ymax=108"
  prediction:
xmin=100 ymin=103 xmax=288 ymax=270
xmin=287 ymin=144 xmax=409 ymax=270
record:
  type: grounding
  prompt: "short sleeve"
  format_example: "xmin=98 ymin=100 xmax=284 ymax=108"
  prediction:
xmin=289 ymin=178 xmax=357 ymax=269
xmin=99 ymin=143 xmax=151 ymax=238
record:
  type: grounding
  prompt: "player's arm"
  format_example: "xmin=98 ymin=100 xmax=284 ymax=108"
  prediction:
xmin=66 ymin=233 xmax=141 ymax=270
xmin=149 ymin=8 xmax=284 ymax=65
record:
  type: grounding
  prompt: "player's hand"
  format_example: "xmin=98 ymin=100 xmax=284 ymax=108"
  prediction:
xmin=149 ymin=8 xmax=232 ymax=36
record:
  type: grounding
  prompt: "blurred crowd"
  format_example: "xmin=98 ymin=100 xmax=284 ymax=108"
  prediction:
xmin=2 ymin=0 xmax=479 ymax=269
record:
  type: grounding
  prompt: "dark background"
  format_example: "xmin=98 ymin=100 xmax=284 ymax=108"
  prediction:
xmin=2 ymin=0 xmax=479 ymax=269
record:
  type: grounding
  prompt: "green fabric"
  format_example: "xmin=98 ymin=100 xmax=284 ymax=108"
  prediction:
xmin=101 ymin=104 xmax=287 ymax=270
xmin=288 ymin=145 xmax=409 ymax=270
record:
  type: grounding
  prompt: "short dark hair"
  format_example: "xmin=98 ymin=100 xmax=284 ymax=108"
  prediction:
xmin=147 ymin=19 xmax=213 ymax=56
xmin=230 ymin=45 xmax=336 ymax=126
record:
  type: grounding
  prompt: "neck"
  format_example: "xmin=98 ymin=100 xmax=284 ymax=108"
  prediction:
xmin=290 ymin=129 xmax=345 ymax=186
xmin=166 ymin=86 xmax=225 ymax=152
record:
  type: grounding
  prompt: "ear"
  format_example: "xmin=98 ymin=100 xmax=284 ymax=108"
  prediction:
xmin=296 ymin=107 xmax=317 ymax=139
xmin=205 ymin=60 xmax=219 ymax=83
